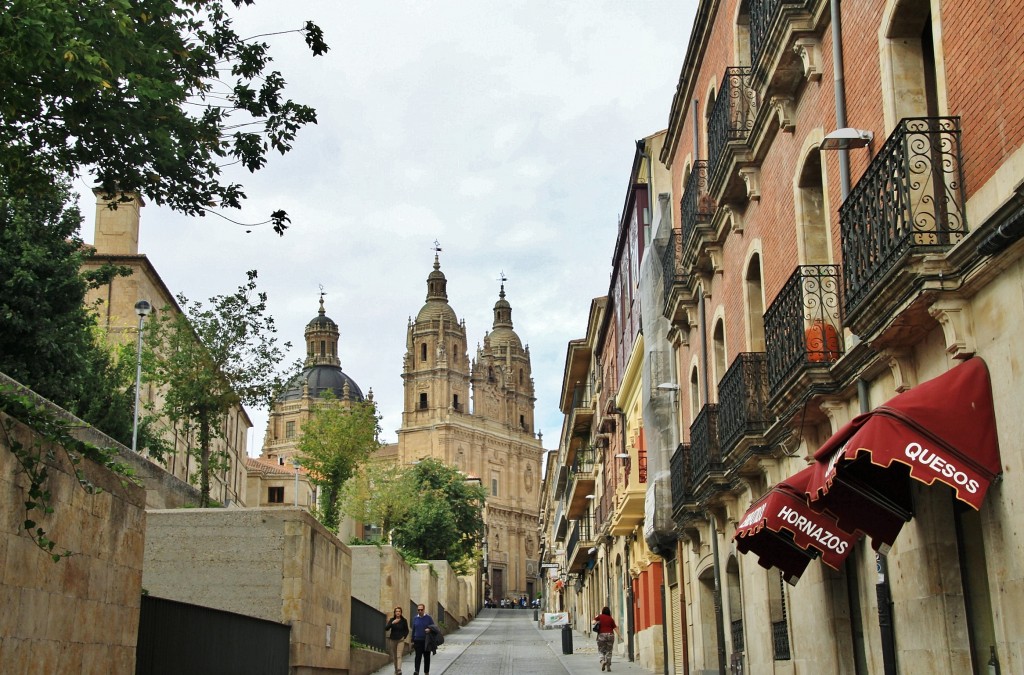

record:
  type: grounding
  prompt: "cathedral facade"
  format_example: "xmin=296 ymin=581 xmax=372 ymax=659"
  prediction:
xmin=391 ymin=255 xmax=544 ymax=603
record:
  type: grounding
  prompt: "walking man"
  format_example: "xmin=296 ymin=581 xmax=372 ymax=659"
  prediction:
xmin=411 ymin=604 xmax=436 ymax=675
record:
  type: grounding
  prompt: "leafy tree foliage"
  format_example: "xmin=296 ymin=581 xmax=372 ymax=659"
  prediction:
xmin=0 ymin=180 xmax=136 ymax=444
xmin=298 ymin=393 xmax=383 ymax=531
xmin=339 ymin=460 xmax=416 ymax=541
xmin=142 ymin=270 xmax=290 ymax=505
xmin=391 ymin=458 xmax=486 ymax=573
xmin=0 ymin=0 xmax=328 ymax=234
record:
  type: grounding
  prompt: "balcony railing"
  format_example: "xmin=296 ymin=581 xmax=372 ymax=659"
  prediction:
xmin=764 ymin=265 xmax=843 ymax=392
xmin=707 ymin=67 xmax=757 ymax=185
xmin=571 ymin=381 xmax=592 ymax=410
xmin=717 ymin=353 xmax=770 ymax=457
xmin=660 ymin=226 xmax=683 ymax=303
xmin=749 ymin=0 xmax=814 ymax=73
xmin=689 ymin=405 xmax=721 ymax=489
xmin=570 ymin=448 xmax=596 ymax=476
xmin=841 ymin=117 xmax=966 ymax=319
xmin=670 ymin=443 xmax=692 ymax=517
xmin=680 ymin=160 xmax=713 ymax=248
xmin=566 ymin=514 xmax=594 ymax=566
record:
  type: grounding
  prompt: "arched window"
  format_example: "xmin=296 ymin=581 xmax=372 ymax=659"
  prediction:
xmin=712 ymin=319 xmax=727 ymax=400
xmin=689 ymin=365 xmax=701 ymax=423
xmin=797 ymin=149 xmax=829 ymax=264
xmin=421 ymin=343 xmax=427 ymax=362
xmin=320 ymin=340 xmax=325 ymax=356
xmin=745 ymin=255 xmax=766 ymax=351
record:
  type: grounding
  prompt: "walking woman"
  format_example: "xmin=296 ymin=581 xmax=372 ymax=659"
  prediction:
xmin=384 ymin=606 xmax=409 ymax=675
xmin=593 ymin=607 xmax=622 ymax=671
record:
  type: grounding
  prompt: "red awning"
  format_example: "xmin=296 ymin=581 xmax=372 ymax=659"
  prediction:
xmin=806 ymin=358 xmax=1001 ymax=554
xmin=734 ymin=466 xmax=858 ymax=585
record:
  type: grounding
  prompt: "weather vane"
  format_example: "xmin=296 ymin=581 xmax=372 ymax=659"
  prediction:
xmin=433 ymin=239 xmax=442 ymax=254
xmin=498 ymin=271 xmax=507 ymax=284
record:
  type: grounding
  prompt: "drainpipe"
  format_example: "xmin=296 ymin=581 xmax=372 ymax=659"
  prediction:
xmin=830 ymin=0 xmax=852 ymax=201
xmin=693 ymin=98 xmax=701 ymax=162
xmin=625 ymin=534 xmax=636 ymax=662
xmin=710 ymin=511 xmax=727 ymax=675
xmin=858 ymin=379 xmax=897 ymax=674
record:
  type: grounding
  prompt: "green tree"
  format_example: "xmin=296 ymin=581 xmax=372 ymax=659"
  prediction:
xmin=143 ymin=270 xmax=290 ymax=505
xmin=391 ymin=458 xmax=486 ymax=573
xmin=0 ymin=0 xmax=328 ymax=233
xmin=0 ymin=180 xmax=135 ymax=444
xmin=338 ymin=460 xmax=417 ymax=542
xmin=298 ymin=394 xmax=383 ymax=531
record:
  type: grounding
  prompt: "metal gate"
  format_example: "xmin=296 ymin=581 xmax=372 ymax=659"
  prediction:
xmin=136 ymin=595 xmax=290 ymax=675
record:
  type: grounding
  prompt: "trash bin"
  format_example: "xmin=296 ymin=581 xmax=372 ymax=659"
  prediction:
xmin=561 ymin=624 xmax=573 ymax=654
xmin=533 ymin=609 xmax=538 ymax=622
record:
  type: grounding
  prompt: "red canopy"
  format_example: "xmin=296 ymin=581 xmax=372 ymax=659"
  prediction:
xmin=806 ymin=358 xmax=1001 ymax=553
xmin=734 ymin=466 xmax=857 ymax=585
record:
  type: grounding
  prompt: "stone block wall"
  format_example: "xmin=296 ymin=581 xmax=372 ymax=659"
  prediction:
xmin=350 ymin=545 xmax=411 ymax=616
xmin=410 ymin=563 xmax=438 ymax=618
xmin=143 ymin=508 xmax=351 ymax=674
xmin=0 ymin=408 xmax=146 ymax=674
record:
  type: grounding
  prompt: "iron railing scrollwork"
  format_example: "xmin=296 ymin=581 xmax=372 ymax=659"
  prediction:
xmin=707 ymin=67 xmax=757 ymax=185
xmin=749 ymin=0 xmax=814 ymax=73
xmin=689 ymin=405 xmax=721 ymax=487
xmin=717 ymin=353 xmax=770 ymax=456
xmin=681 ymin=160 xmax=713 ymax=249
xmin=841 ymin=117 xmax=966 ymax=318
xmin=764 ymin=265 xmax=844 ymax=392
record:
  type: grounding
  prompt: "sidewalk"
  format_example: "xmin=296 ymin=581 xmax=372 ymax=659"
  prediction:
xmin=368 ymin=608 xmax=648 ymax=675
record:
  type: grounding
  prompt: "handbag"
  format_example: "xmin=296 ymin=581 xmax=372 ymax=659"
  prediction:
xmin=592 ymin=621 xmax=601 ymax=633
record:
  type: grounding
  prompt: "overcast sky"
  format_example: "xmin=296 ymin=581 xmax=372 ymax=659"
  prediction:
xmin=78 ymin=0 xmax=697 ymax=452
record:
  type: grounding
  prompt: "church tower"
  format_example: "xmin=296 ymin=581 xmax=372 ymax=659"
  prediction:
xmin=471 ymin=281 xmax=536 ymax=434
xmin=393 ymin=255 xmax=544 ymax=604
xmin=399 ymin=253 xmax=471 ymax=445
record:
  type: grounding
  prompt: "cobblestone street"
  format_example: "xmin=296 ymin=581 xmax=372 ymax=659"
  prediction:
xmin=371 ymin=609 xmax=649 ymax=675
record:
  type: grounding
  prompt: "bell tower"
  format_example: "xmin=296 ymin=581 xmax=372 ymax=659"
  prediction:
xmin=399 ymin=251 xmax=471 ymax=446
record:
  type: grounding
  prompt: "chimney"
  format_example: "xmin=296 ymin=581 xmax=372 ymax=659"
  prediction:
xmin=93 ymin=189 xmax=143 ymax=255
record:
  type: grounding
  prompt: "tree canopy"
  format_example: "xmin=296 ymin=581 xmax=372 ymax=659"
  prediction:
xmin=298 ymin=394 xmax=383 ymax=531
xmin=339 ymin=460 xmax=417 ymax=542
xmin=0 ymin=0 xmax=328 ymax=233
xmin=142 ymin=270 xmax=291 ymax=505
xmin=0 ymin=180 xmax=136 ymax=444
xmin=390 ymin=458 xmax=486 ymax=573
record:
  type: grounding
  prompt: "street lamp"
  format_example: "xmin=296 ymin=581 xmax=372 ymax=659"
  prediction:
xmin=291 ymin=458 xmax=301 ymax=507
xmin=131 ymin=300 xmax=152 ymax=453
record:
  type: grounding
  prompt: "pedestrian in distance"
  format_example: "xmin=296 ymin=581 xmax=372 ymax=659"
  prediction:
xmin=384 ymin=606 xmax=409 ymax=675
xmin=592 ymin=606 xmax=623 ymax=671
xmin=411 ymin=603 xmax=439 ymax=675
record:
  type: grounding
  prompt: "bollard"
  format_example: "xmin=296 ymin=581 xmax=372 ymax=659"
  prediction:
xmin=561 ymin=624 xmax=573 ymax=654
xmin=533 ymin=609 xmax=538 ymax=621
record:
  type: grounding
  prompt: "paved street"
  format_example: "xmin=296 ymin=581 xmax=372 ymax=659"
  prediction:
xmin=371 ymin=608 xmax=649 ymax=675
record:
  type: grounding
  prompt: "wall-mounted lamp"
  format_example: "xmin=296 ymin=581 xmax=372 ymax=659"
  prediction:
xmin=656 ymin=382 xmax=679 ymax=391
xmin=585 ymin=494 xmax=596 ymax=500
xmin=819 ymin=127 xmax=873 ymax=151
xmin=588 ymin=547 xmax=597 ymax=554
xmin=614 ymin=453 xmax=630 ymax=459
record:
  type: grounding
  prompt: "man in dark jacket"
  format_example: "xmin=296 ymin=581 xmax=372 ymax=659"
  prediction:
xmin=410 ymin=604 xmax=437 ymax=675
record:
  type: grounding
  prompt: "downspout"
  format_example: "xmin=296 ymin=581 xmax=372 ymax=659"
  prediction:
xmin=625 ymin=534 xmax=636 ymax=662
xmin=831 ymin=0 xmax=851 ymax=201
xmin=858 ymin=378 xmax=897 ymax=674
xmin=710 ymin=512 xmax=727 ymax=675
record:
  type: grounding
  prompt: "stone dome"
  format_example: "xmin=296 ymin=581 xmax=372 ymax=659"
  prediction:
xmin=488 ymin=284 xmax=522 ymax=350
xmin=278 ymin=365 xmax=364 ymax=402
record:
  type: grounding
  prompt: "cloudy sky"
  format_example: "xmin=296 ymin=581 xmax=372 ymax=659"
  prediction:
xmin=78 ymin=0 xmax=697 ymax=452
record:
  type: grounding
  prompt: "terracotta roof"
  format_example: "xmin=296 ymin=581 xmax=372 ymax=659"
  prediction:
xmin=245 ymin=456 xmax=309 ymax=477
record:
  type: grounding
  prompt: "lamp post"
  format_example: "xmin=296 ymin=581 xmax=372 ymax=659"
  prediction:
xmin=131 ymin=300 xmax=152 ymax=453
xmin=291 ymin=458 xmax=301 ymax=507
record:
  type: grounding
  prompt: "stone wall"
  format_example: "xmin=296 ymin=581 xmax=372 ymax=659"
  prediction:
xmin=0 ymin=408 xmax=146 ymax=673
xmin=410 ymin=563 xmax=438 ymax=619
xmin=350 ymin=545 xmax=411 ymax=616
xmin=431 ymin=560 xmax=462 ymax=627
xmin=143 ymin=508 xmax=351 ymax=674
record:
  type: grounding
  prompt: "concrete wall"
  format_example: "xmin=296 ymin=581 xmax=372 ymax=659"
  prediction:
xmin=0 ymin=407 xmax=147 ymax=674
xmin=410 ymin=563 xmax=438 ymax=618
xmin=350 ymin=545 xmax=411 ymax=616
xmin=143 ymin=508 xmax=351 ymax=674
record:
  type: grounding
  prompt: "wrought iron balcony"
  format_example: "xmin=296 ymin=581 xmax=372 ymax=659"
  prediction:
xmin=680 ymin=160 xmax=713 ymax=249
xmin=717 ymin=353 xmax=770 ymax=458
xmin=566 ymin=514 xmax=596 ymax=572
xmin=660 ymin=226 xmax=684 ymax=305
xmin=707 ymin=67 xmax=757 ymax=186
xmin=567 ymin=447 xmax=597 ymax=519
xmin=670 ymin=443 xmax=693 ymax=522
xmin=689 ymin=405 xmax=722 ymax=494
xmin=764 ymin=265 xmax=844 ymax=393
xmin=841 ymin=117 xmax=966 ymax=322
xmin=749 ymin=0 xmax=815 ymax=74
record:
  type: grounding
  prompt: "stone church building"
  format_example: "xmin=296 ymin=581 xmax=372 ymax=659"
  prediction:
xmin=381 ymin=254 xmax=545 ymax=603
